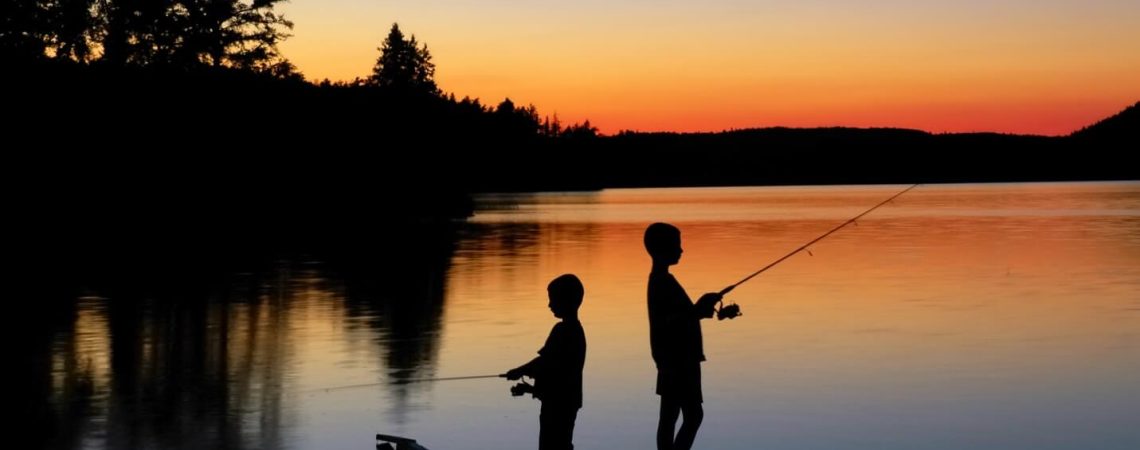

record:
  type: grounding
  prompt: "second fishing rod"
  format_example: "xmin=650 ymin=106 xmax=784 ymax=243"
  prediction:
xmin=712 ymin=183 xmax=920 ymax=319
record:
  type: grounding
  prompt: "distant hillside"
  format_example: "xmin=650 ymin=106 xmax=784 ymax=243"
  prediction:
xmin=565 ymin=102 xmax=1140 ymax=188
xmin=580 ymin=127 xmax=1105 ymax=188
xmin=1071 ymin=101 xmax=1139 ymax=143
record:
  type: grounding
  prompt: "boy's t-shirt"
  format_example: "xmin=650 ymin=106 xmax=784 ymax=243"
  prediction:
xmin=534 ymin=319 xmax=587 ymax=409
xmin=647 ymin=272 xmax=707 ymax=368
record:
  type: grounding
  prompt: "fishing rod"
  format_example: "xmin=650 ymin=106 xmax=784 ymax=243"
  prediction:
xmin=311 ymin=374 xmax=506 ymax=393
xmin=717 ymin=183 xmax=920 ymax=306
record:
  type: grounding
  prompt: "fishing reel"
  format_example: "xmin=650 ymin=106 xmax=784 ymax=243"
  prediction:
xmin=510 ymin=378 xmax=534 ymax=397
xmin=716 ymin=301 xmax=742 ymax=320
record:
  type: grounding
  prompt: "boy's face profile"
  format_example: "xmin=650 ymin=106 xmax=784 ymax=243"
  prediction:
xmin=548 ymin=294 xmax=579 ymax=319
xmin=549 ymin=297 xmax=566 ymax=318
xmin=645 ymin=223 xmax=683 ymax=266
xmin=654 ymin=234 xmax=683 ymax=266
xmin=547 ymin=274 xmax=584 ymax=319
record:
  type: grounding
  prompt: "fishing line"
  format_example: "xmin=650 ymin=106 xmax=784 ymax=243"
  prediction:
xmin=310 ymin=374 xmax=506 ymax=393
xmin=716 ymin=184 xmax=921 ymax=310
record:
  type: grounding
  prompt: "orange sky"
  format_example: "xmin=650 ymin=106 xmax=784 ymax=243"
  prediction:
xmin=277 ymin=1 xmax=1140 ymax=135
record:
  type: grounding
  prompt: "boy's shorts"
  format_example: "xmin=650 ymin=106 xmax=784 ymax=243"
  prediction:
xmin=656 ymin=363 xmax=702 ymax=403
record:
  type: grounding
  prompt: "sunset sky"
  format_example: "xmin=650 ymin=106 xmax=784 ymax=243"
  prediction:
xmin=277 ymin=1 xmax=1140 ymax=135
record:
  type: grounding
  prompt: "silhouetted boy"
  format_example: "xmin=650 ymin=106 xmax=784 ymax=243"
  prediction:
xmin=506 ymin=274 xmax=587 ymax=450
xmin=644 ymin=223 xmax=721 ymax=450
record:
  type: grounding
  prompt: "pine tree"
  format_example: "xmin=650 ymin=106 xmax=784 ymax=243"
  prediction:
xmin=370 ymin=23 xmax=437 ymax=94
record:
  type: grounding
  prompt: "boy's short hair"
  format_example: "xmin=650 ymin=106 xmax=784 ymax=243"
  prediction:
xmin=548 ymin=274 xmax=584 ymax=309
xmin=644 ymin=222 xmax=680 ymax=256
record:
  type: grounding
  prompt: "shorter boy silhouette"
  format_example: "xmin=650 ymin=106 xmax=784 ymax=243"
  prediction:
xmin=506 ymin=274 xmax=587 ymax=450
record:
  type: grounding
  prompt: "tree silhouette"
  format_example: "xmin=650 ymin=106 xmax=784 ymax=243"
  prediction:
xmin=370 ymin=23 xmax=437 ymax=94
xmin=560 ymin=120 xmax=599 ymax=140
xmin=179 ymin=0 xmax=294 ymax=71
xmin=494 ymin=97 xmax=543 ymax=136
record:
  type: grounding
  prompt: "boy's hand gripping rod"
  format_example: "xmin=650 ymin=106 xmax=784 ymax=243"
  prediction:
xmin=718 ymin=183 xmax=920 ymax=296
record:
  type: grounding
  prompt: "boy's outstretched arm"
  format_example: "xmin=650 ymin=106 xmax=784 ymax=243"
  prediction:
xmin=695 ymin=292 xmax=722 ymax=319
xmin=505 ymin=356 xmax=543 ymax=380
xmin=661 ymin=292 xmax=722 ymax=325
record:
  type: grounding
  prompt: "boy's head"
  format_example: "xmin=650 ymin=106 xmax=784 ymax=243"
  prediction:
xmin=547 ymin=274 xmax=584 ymax=318
xmin=644 ymin=222 xmax=682 ymax=265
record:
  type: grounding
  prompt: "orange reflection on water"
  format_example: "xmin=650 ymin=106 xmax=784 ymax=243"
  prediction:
xmin=439 ymin=182 xmax=1139 ymax=449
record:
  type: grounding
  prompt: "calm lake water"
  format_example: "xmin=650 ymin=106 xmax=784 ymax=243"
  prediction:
xmin=35 ymin=182 xmax=1140 ymax=450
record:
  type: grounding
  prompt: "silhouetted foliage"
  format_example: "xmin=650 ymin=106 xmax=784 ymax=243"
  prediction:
xmin=4 ymin=0 xmax=295 ymax=73
xmin=6 ymin=11 xmax=597 ymax=195
xmin=559 ymin=120 xmax=599 ymax=140
xmin=495 ymin=97 xmax=542 ymax=136
xmin=42 ymin=0 xmax=99 ymax=62
xmin=370 ymin=23 xmax=437 ymax=94
xmin=104 ymin=0 xmax=293 ymax=70
xmin=0 ymin=0 xmax=49 ymax=60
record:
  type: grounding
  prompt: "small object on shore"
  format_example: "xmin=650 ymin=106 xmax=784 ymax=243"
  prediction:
xmin=376 ymin=433 xmax=430 ymax=450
